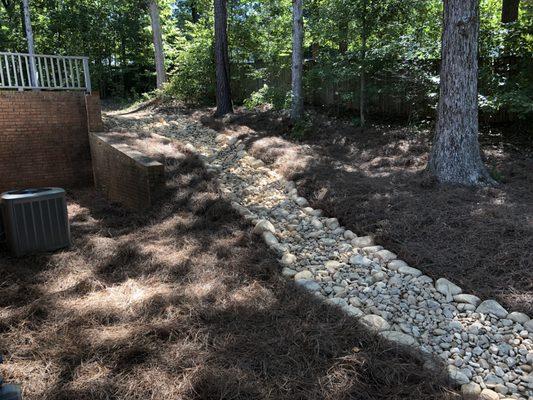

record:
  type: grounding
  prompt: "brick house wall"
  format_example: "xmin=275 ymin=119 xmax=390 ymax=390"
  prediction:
xmin=0 ymin=91 xmax=101 ymax=193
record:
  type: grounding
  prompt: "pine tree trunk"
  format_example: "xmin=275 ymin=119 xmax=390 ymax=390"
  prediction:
xmin=501 ymin=0 xmax=519 ymax=23
xmin=149 ymin=0 xmax=167 ymax=89
xmin=359 ymin=0 xmax=367 ymax=129
xmin=214 ymin=0 xmax=233 ymax=116
xmin=428 ymin=0 xmax=494 ymax=186
xmin=291 ymin=0 xmax=304 ymax=121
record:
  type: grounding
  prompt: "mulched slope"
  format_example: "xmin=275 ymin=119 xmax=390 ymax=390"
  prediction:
xmin=194 ymin=107 xmax=533 ymax=316
xmin=0 ymin=130 xmax=454 ymax=399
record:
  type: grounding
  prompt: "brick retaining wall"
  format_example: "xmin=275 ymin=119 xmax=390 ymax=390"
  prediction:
xmin=0 ymin=91 xmax=101 ymax=193
xmin=89 ymin=132 xmax=165 ymax=211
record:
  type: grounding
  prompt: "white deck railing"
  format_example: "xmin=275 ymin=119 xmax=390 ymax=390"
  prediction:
xmin=0 ymin=52 xmax=91 ymax=92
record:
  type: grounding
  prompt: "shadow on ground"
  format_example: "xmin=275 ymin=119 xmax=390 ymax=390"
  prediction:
xmin=193 ymin=106 xmax=533 ymax=316
xmin=0 ymin=129 xmax=455 ymax=399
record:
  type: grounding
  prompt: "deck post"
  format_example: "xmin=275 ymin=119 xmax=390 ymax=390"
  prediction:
xmin=82 ymin=58 xmax=92 ymax=93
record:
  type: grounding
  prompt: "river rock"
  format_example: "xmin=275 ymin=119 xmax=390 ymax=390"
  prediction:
xmin=461 ymin=382 xmax=482 ymax=399
xmin=453 ymin=294 xmax=481 ymax=306
xmin=507 ymin=312 xmax=530 ymax=324
xmin=379 ymin=331 xmax=417 ymax=347
xmin=436 ymin=278 xmax=462 ymax=301
xmin=294 ymin=270 xmax=314 ymax=281
xmin=351 ymin=236 xmax=373 ymax=247
xmin=479 ymin=389 xmax=499 ymax=400
xmin=476 ymin=300 xmax=508 ymax=319
xmin=360 ymin=314 xmax=390 ymax=332
xmin=254 ymin=219 xmax=276 ymax=235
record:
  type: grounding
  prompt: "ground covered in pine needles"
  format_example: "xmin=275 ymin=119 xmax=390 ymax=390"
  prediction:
xmin=193 ymin=106 xmax=533 ymax=316
xmin=0 ymin=130 xmax=455 ymax=399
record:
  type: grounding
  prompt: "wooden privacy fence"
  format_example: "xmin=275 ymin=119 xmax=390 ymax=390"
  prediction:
xmin=0 ymin=52 xmax=91 ymax=92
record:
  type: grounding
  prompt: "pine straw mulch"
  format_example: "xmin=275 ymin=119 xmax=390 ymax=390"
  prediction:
xmin=189 ymin=106 xmax=533 ymax=316
xmin=0 ymin=129 xmax=456 ymax=399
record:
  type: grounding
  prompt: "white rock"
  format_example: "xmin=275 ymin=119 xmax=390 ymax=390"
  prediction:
xmin=227 ymin=136 xmax=239 ymax=146
xmin=294 ymin=197 xmax=309 ymax=207
xmin=479 ymin=389 xmax=499 ymax=400
xmin=476 ymin=300 xmax=508 ymax=319
xmin=294 ymin=270 xmax=314 ymax=281
xmin=262 ymin=231 xmax=279 ymax=247
xmin=296 ymin=279 xmax=320 ymax=292
xmin=436 ymin=278 xmax=462 ymax=301
xmin=507 ymin=312 xmax=530 ymax=324
xmin=281 ymin=253 xmax=297 ymax=266
xmin=453 ymin=294 xmax=481 ymax=306
xmin=282 ymin=267 xmax=297 ymax=277
xmin=361 ymin=314 xmax=390 ymax=332
xmin=325 ymin=260 xmax=342 ymax=270
xmin=379 ymin=331 xmax=417 ymax=347
xmin=343 ymin=230 xmax=356 ymax=240
xmin=461 ymin=382 xmax=482 ymax=399
xmin=375 ymin=249 xmax=397 ymax=262
xmin=325 ymin=218 xmax=340 ymax=229
xmin=387 ymin=259 xmax=408 ymax=271
xmin=310 ymin=218 xmax=323 ymax=229
xmin=253 ymin=219 xmax=276 ymax=235
xmin=351 ymin=236 xmax=373 ymax=247
xmin=397 ymin=265 xmax=422 ymax=277
xmin=343 ymin=305 xmax=363 ymax=317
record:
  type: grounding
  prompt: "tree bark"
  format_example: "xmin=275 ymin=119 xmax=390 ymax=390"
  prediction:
xmin=22 ymin=0 xmax=38 ymax=88
xmin=359 ymin=0 xmax=367 ymax=129
xmin=428 ymin=0 xmax=494 ymax=186
xmin=149 ymin=0 xmax=167 ymax=89
xmin=501 ymin=0 xmax=519 ymax=23
xmin=291 ymin=0 xmax=304 ymax=121
xmin=214 ymin=0 xmax=233 ymax=116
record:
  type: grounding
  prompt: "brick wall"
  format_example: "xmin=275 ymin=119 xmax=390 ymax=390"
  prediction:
xmin=0 ymin=91 xmax=102 ymax=193
xmin=89 ymin=132 xmax=165 ymax=211
xmin=86 ymin=92 xmax=104 ymax=132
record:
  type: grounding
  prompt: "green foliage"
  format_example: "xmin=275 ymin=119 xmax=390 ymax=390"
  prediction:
xmin=291 ymin=115 xmax=314 ymax=139
xmin=0 ymin=0 xmax=531 ymax=122
xmin=243 ymin=84 xmax=290 ymax=109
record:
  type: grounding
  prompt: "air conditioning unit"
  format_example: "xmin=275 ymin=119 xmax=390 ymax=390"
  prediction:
xmin=1 ymin=188 xmax=70 ymax=256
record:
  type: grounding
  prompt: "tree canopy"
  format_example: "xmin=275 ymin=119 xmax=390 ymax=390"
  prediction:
xmin=0 ymin=0 xmax=531 ymax=119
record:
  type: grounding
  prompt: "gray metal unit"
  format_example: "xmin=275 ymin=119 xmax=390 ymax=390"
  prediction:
xmin=1 ymin=188 xmax=70 ymax=256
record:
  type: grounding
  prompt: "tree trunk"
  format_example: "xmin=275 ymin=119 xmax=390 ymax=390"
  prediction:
xmin=291 ymin=0 xmax=304 ymax=121
xmin=338 ymin=18 xmax=348 ymax=54
xmin=501 ymin=0 xmax=519 ymax=23
xmin=149 ymin=0 xmax=167 ymax=89
xmin=214 ymin=0 xmax=233 ymax=116
xmin=359 ymin=0 xmax=367 ymax=129
xmin=22 ymin=0 xmax=38 ymax=88
xmin=428 ymin=0 xmax=494 ymax=186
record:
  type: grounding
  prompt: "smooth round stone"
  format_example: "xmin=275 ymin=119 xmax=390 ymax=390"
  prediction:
xmin=479 ymin=389 xmax=499 ymax=400
xmin=507 ymin=312 xmax=530 ymax=324
xmin=296 ymin=279 xmax=321 ymax=292
xmin=524 ymin=319 xmax=533 ymax=333
xmin=324 ymin=218 xmax=339 ymax=229
xmin=397 ymin=265 xmax=422 ymax=277
xmin=453 ymin=294 xmax=481 ymax=306
xmin=379 ymin=331 xmax=417 ymax=347
xmin=436 ymin=278 xmax=462 ymax=298
xmin=375 ymin=249 xmax=397 ymax=262
xmin=476 ymin=300 xmax=508 ymax=319
xmin=343 ymin=304 xmax=363 ymax=317
xmin=461 ymin=382 xmax=482 ymax=399
xmin=351 ymin=236 xmax=373 ymax=247
xmin=343 ymin=230 xmax=356 ymax=240
xmin=282 ymin=267 xmax=297 ymax=277
xmin=360 ymin=314 xmax=390 ymax=332
xmin=294 ymin=270 xmax=313 ymax=281
xmin=447 ymin=365 xmax=470 ymax=385
xmin=294 ymin=196 xmax=309 ymax=207
xmin=281 ymin=253 xmax=297 ymax=266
